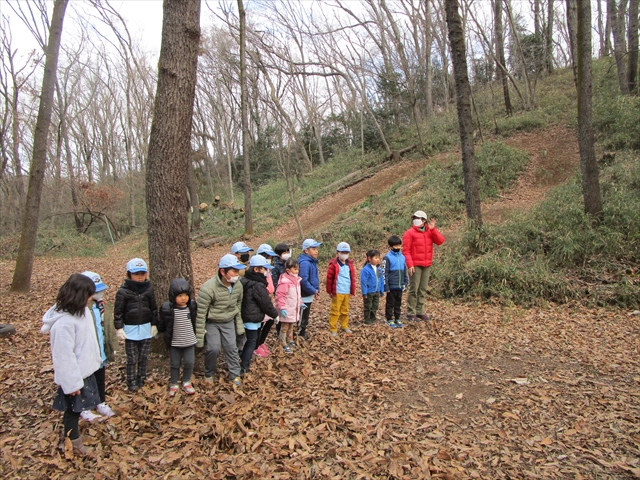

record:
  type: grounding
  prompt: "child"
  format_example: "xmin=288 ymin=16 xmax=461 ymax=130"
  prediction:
xmin=113 ymin=258 xmax=158 ymax=392
xmin=297 ymin=238 xmax=322 ymax=340
xmin=254 ymin=243 xmax=280 ymax=358
xmin=275 ymin=258 xmax=302 ymax=353
xmin=271 ymin=243 xmax=292 ymax=290
xmin=195 ymin=254 xmax=245 ymax=386
xmin=239 ymin=256 xmax=280 ymax=373
xmin=41 ymin=273 xmax=102 ymax=455
xmin=383 ymin=236 xmax=409 ymax=328
xmin=231 ymin=241 xmax=254 ymax=273
xmin=79 ymin=271 xmax=117 ymax=421
xmin=361 ymin=249 xmax=385 ymax=325
xmin=325 ymin=242 xmax=356 ymax=336
xmin=158 ymin=278 xmax=198 ymax=396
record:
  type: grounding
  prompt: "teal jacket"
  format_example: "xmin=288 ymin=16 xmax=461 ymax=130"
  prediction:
xmin=195 ymin=275 xmax=244 ymax=347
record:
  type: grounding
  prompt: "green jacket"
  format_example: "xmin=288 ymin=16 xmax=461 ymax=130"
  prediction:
xmin=195 ymin=275 xmax=244 ymax=347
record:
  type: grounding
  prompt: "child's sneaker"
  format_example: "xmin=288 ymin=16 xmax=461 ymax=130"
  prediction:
xmin=168 ymin=385 xmax=179 ymax=397
xmin=80 ymin=410 xmax=102 ymax=422
xmin=341 ymin=328 xmax=353 ymax=334
xmin=253 ymin=345 xmax=267 ymax=357
xmin=395 ymin=319 xmax=404 ymax=328
xmin=261 ymin=344 xmax=271 ymax=354
xmin=182 ymin=383 xmax=196 ymax=395
xmin=288 ymin=341 xmax=297 ymax=351
xmin=232 ymin=377 xmax=242 ymax=386
xmin=203 ymin=376 xmax=214 ymax=385
xmin=387 ymin=320 xmax=398 ymax=328
xmin=96 ymin=403 xmax=115 ymax=417
xmin=283 ymin=345 xmax=293 ymax=354
xmin=330 ymin=331 xmax=338 ymax=337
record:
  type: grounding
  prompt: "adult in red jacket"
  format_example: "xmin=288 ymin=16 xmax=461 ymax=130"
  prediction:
xmin=402 ymin=210 xmax=445 ymax=320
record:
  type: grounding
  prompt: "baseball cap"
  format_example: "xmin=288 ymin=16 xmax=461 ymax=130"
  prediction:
xmin=256 ymin=243 xmax=277 ymax=257
xmin=218 ymin=254 xmax=247 ymax=270
xmin=249 ymin=255 xmax=274 ymax=269
xmin=413 ymin=210 xmax=428 ymax=220
xmin=126 ymin=258 xmax=148 ymax=273
xmin=81 ymin=271 xmax=108 ymax=292
xmin=336 ymin=242 xmax=351 ymax=252
xmin=231 ymin=242 xmax=254 ymax=254
xmin=302 ymin=238 xmax=322 ymax=250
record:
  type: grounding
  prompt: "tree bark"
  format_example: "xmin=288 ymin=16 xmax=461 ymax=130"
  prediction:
xmin=628 ymin=0 xmax=639 ymax=93
xmin=238 ymin=0 xmax=253 ymax=235
xmin=445 ymin=0 xmax=482 ymax=226
xmin=609 ymin=0 xmax=630 ymax=94
xmin=187 ymin=158 xmax=200 ymax=231
xmin=493 ymin=0 xmax=512 ymax=115
xmin=576 ymin=0 xmax=603 ymax=217
xmin=146 ymin=0 xmax=200 ymax=301
xmin=545 ymin=0 xmax=555 ymax=73
xmin=11 ymin=0 xmax=69 ymax=293
xmin=566 ymin=0 xmax=579 ymax=86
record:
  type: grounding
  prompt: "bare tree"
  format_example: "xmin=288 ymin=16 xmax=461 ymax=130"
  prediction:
xmin=11 ymin=0 xmax=69 ymax=293
xmin=576 ymin=0 xmax=603 ymax=217
xmin=238 ymin=0 xmax=253 ymax=235
xmin=445 ymin=0 xmax=482 ymax=226
xmin=146 ymin=0 xmax=200 ymax=299
xmin=628 ymin=0 xmax=639 ymax=93
xmin=493 ymin=0 xmax=513 ymax=114
xmin=609 ymin=0 xmax=630 ymax=94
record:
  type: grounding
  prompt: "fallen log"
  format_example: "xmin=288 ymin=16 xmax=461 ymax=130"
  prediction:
xmin=198 ymin=236 xmax=225 ymax=248
xmin=385 ymin=144 xmax=417 ymax=162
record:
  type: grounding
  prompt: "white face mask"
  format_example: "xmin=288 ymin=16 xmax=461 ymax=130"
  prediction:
xmin=281 ymin=253 xmax=291 ymax=261
xmin=338 ymin=253 xmax=349 ymax=261
xmin=228 ymin=275 xmax=239 ymax=284
xmin=290 ymin=273 xmax=299 ymax=277
xmin=265 ymin=258 xmax=272 ymax=265
xmin=93 ymin=291 xmax=104 ymax=301
xmin=413 ymin=218 xmax=424 ymax=227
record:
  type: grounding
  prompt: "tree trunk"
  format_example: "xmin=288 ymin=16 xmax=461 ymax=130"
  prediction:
xmin=187 ymin=159 xmax=200 ymax=231
xmin=566 ymin=0 xmax=579 ymax=86
xmin=238 ymin=0 xmax=253 ymax=235
xmin=445 ymin=0 xmax=482 ymax=226
xmin=609 ymin=0 xmax=630 ymax=94
xmin=597 ymin=0 xmax=607 ymax=56
xmin=146 ymin=0 xmax=199 ymax=302
xmin=545 ymin=0 xmax=555 ymax=73
xmin=576 ymin=0 xmax=603 ymax=217
xmin=494 ymin=0 xmax=512 ymax=115
xmin=628 ymin=0 xmax=639 ymax=93
xmin=11 ymin=0 xmax=69 ymax=293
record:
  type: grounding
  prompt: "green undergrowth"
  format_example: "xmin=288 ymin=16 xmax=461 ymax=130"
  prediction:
xmin=34 ymin=228 xmax=109 ymax=258
xmin=434 ymin=151 xmax=640 ymax=307
xmin=313 ymin=141 xmax=529 ymax=263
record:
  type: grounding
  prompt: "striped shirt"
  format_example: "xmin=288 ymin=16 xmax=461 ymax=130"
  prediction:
xmin=171 ymin=307 xmax=197 ymax=348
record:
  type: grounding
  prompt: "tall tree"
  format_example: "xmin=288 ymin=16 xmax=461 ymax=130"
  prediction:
xmin=445 ymin=0 xmax=482 ymax=226
xmin=237 ymin=0 xmax=253 ymax=235
xmin=11 ymin=0 xmax=69 ymax=293
xmin=493 ymin=0 xmax=512 ymax=115
xmin=628 ymin=0 xmax=639 ymax=93
xmin=146 ymin=0 xmax=200 ymax=300
xmin=576 ymin=0 xmax=603 ymax=216
xmin=609 ymin=0 xmax=630 ymax=94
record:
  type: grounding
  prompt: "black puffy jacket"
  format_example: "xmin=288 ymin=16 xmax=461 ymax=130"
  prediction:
xmin=158 ymin=278 xmax=197 ymax=347
xmin=239 ymin=270 xmax=279 ymax=325
xmin=113 ymin=279 xmax=158 ymax=329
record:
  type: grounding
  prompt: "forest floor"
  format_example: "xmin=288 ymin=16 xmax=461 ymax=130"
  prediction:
xmin=1 ymin=126 xmax=639 ymax=478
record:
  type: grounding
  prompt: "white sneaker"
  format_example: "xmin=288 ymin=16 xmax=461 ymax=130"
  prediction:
xmin=96 ymin=403 xmax=115 ymax=417
xmin=80 ymin=410 xmax=102 ymax=422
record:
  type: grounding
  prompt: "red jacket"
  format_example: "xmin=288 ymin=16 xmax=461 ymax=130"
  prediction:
xmin=402 ymin=225 xmax=445 ymax=268
xmin=325 ymin=257 xmax=356 ymax=295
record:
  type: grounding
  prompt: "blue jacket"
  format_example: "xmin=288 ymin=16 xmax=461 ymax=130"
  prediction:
xmin=383 ymin=250 xmax=409 ymax=292
xmin=298 ymin=253 xmax=320 ymax=297
xmin=360 ymin=263 xmax=385 ymax=296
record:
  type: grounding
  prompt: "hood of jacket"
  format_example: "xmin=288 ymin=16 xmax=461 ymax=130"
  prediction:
xmin=243 ymin=269 xmax=268 ymax=285
xmin=168 ymin=278 xmax=191 ymax=305
xmin=41 ymin=305 xmax=69 ymax=334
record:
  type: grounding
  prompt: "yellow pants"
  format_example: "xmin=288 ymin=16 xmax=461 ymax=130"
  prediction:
xmin=328 ymin=294 xmax=350 ymax=332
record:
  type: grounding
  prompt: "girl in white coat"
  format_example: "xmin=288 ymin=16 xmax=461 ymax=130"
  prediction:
xmin=42 ymin=274 xmax=102 ymax=456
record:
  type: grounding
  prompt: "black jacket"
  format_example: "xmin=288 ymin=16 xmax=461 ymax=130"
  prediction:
xmin=272 ymin=257 xmax=286 ymax=291
xmin=240 ymin=270 xmax=279 ymax=325
xmin=158 ymin=279 xmax=197 ymax=348
xmin=113 ymin=279 xmax=158 ymax=329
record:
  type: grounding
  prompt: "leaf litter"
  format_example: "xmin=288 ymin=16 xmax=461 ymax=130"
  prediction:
xmin=0 ymin=250 xmax=639 ymax=479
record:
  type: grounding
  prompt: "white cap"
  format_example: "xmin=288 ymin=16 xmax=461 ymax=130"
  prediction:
xmin=413 ymin=210 xmax=428 ymax=220
xmin=336 ymin=242 xmax=351 ymax=252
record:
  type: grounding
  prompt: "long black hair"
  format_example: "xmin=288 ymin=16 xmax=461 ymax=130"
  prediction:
xmin=55 ymin=273 xmax=96 ymax=316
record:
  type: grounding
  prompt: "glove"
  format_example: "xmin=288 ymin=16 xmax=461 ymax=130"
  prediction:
xmin=116 ymin=329 xmax=126 ymax=341
xmin=151 ymin=326 xmax=158 ymax=337
xmin=300 ymin=304 xmax=308 ymax=311
xmin=274 ymin=316 xmax=280 ymax=325
xmin=280 ymin=309 xmax=288 ymax=319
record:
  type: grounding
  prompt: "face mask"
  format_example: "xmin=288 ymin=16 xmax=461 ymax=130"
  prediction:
xmin=392 ymin=248 xmax=402 ymax=252
xmin=338 ymin=253 xmax=349 ymax=261
xmin=281 ymin=253 xmax=291 ymax=261
xmin=413 ymin=218 xmax=424 ymax=227
xmin=93 ymin=291 xmax=104 ymax=301
xmin=264 ymin=258 xmax=272 ymax=265
xmin=240 ymin=253 xmax=250 ymax=263
xmin=227 ymin=275 xmax=239 ymax=283
xmin=290 ymin=273 xmax=299 ymax=277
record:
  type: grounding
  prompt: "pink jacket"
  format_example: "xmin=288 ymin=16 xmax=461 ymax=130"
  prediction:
xmin=275 ymin=272 xmax=302 ymax=324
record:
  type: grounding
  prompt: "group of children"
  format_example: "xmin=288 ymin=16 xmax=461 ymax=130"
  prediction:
xmin=41 ymin=235 xmax=417 ymax=455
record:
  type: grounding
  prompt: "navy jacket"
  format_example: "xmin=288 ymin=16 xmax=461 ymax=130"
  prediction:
xmin=383 ymin=250 xmax=409 ymax=292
